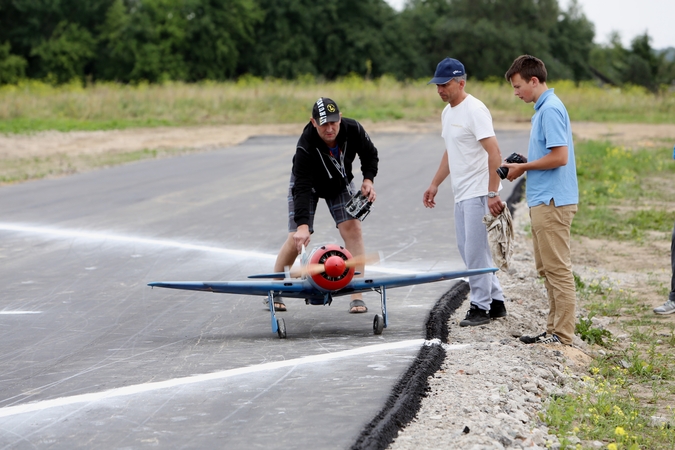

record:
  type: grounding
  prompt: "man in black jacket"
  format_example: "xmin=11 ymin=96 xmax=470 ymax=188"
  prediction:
xmin=272 ymin=97 xmax=379 ymax=313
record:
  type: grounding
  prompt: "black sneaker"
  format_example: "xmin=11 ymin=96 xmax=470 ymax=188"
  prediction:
xmin=489 ymin=299 xmax=507 ymax=318
xmin=459 ymin=304 xmax=490 ymax=327
xmin=519 ymin=332 xmax=561 ymax=344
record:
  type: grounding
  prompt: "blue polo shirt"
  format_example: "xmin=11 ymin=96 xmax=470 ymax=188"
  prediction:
xmin=526 ymin=88 xmax=578 ymax=207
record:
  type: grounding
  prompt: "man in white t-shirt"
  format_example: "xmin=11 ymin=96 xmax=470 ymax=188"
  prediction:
xmin=422 ymin=57 xmax=507 ymax=327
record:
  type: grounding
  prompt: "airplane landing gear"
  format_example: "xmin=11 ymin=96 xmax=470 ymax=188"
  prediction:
xmin=371 ymin=285 xmax=388 ymax=335
xmin=277 ymin=318 xmax=287 ymax=339
xmin=373 ymin=314 xmax=384 ymax=335
xmin=268 ymin=290 xmax=287 ymax=338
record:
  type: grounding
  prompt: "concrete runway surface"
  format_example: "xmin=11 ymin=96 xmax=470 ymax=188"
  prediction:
xmin=0 ymin=129 xmax=527 ymax=449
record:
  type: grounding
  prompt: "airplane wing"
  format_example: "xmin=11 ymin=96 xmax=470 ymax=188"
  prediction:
xmin=148 ymin=280 xmax=310 ymax=298
xmin=149 ymin=267 xmax=497 ymax=298
xmin=334 ymin=267 xmax=498 ymax=295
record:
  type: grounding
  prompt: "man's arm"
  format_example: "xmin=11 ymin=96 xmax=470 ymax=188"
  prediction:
xmin=423 ymin=151 xmax=450 ymax=208
xmin=292 ymin=154 xmax=314 ymax=252
xmin=355 ymin=122 xmax=379 ymax=184
xmin=353 ymin=121 xmax=378 ymax=202
xmin=291 ymin=148 xmax=314 ymax=229
xmin=504 ymin=146 xmax=568 ymax=181
xmin=479 ymin=136 xmax=505 ymax=216
xmin=361 ymin=178 xmax=376 ymax=202
xmin=293 ymin=224 xmax=311 ymax=253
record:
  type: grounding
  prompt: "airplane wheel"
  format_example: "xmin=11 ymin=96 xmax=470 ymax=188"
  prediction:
xmin=277 ymin=318 xmax=287 ymax=339
xmin=373 ymin=314 xmax=384 ymax=335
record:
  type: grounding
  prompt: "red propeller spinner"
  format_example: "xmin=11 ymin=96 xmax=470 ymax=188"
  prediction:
xmin=307 ymin=244 xmax=355 ymax=292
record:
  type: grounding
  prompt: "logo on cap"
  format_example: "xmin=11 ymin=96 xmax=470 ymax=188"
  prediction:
xmin=313 ymin=97 xmax=340 ymax=126
xmin=316 ymin=98 xmax=327 ymax=125
xmin=427 ymin=58 xmax=466 ymax=85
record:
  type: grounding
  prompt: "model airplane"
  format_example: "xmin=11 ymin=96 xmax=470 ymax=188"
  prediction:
xmin=148 ymin=244 xmax=497 ymax=339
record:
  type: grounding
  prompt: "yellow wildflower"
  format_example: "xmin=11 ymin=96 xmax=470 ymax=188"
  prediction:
xmin=613 ymin=406 xmax=625 ymax=417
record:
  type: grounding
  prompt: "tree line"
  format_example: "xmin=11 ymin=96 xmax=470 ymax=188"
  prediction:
xmin=1 ymin=0 xmax=673 ymax=91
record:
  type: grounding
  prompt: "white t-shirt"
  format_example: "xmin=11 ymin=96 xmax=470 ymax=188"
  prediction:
xmin=441 ymin=94 xmax=501 ymax=203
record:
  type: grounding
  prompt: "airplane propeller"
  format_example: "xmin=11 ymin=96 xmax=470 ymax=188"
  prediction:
xmin=290 ymin=252 xmax=381 ymax=278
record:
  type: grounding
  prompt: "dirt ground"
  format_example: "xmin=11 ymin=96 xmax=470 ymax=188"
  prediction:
xmin=1 ymin=119 xmax=674 ymax=320
xmin=2 ymin=120 xmax=674 ymax=159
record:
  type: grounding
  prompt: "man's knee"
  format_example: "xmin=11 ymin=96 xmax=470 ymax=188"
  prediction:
xmin=340 ymin=230 xmax=363 ymax=249
xmin=338 ymin=219 xmax=362 ymax=237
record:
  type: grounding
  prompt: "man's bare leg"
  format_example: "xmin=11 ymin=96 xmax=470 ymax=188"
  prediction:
xmin=338 ymin=219 xmax=367 ymax=313
xmin=274 ymin=232 xmax=299 ymax=272
xmin=271 ymin=232 xmax=299 ymax=311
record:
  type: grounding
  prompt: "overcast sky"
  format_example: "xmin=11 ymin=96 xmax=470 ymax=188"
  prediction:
xmin=384 ymin=0 xmax=675 ymax=50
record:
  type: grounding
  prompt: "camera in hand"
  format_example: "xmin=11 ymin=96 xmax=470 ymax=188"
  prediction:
xmin=496 ymin=153 xmax=527 ymax=179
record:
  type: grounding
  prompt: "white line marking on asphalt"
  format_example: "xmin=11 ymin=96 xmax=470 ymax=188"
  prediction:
xmin=0 ymin=339 xmax=437 ymax=418
xmin=0 ymin=311 xmax=42 ymax=315
xmin=0 ymin=222 xmax=426 ymax=275
xmin=0 ymin=222 xmax=274 ymax=261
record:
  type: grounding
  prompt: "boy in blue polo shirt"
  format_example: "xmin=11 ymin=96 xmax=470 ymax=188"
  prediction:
xmin=502 ymin=55 xmax=579 ymax=346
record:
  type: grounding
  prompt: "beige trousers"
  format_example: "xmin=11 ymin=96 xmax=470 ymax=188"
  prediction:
xmin=530 ymin=201 xmax=578 ymax=345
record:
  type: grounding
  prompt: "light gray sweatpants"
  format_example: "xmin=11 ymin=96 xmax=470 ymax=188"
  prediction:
xmin=454 ymin=196 xmax=504 ymax=310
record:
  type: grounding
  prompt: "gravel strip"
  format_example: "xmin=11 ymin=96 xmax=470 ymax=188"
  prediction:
xmin=387 ymin=203 xmax=595 ymax=450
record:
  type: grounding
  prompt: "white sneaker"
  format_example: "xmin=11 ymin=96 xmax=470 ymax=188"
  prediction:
xmin=654 ymin=300 xmax=675 ymax=315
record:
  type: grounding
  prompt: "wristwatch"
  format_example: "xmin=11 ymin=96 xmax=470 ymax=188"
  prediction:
xmin=487 ymin=191 xmax=498 ymax=198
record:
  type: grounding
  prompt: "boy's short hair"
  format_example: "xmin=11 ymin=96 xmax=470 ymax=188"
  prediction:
xmin=505 ymin=55 xmax=547 ymax=83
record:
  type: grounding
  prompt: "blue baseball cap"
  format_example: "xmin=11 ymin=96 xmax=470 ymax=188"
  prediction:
xmin=428 ymin=58 xmax=466 ymax=85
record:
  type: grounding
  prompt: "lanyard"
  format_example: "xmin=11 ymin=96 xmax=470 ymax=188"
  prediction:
xmin=328 ymin=147 xmax=356 ymax=195
xmin=328 ymin=147 xmax=346 ymax=178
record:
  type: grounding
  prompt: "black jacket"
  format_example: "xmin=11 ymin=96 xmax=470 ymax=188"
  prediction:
xmin=292 ymin=118 xmax=379 ymax=226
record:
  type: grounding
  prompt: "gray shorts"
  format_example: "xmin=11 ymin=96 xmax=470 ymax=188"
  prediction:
xmin=287 ymin=174 xmax=356 ymax=233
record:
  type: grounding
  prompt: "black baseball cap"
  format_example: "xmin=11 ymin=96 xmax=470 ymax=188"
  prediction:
xmin=312 ymin=97 xmax=340 ymax=125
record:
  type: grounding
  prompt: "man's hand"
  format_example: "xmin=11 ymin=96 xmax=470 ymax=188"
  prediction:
xmin=293 ymin=225 xmax=311 ymax=253
xmin=361 ymin=179 xmax=376 ymax=202
xmin=505 ymin=147 xmax=566 ymax=182
xmin=423 ymin=185 xmax=438 ymax=208
xmin=504 ymin=163 xmax=526 ymax=182
xmin=488 ymin=196 xmax=505 ymax=216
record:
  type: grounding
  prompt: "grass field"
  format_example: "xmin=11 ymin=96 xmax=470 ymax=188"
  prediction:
xmin=574 ymin=142 xmax=675 ymax=241
xmin=545 ymin=140 xmax=675 ymax=449
xmin=1 ymin=76 xmax=674 ymax=134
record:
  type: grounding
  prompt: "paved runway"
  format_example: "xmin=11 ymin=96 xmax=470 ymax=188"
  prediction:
xmin=0 ymin=129 xmax=527 ymax=448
